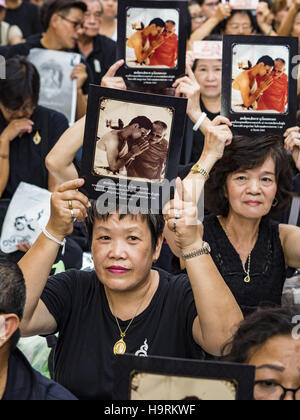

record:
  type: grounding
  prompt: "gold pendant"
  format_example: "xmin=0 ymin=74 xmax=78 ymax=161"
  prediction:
xmin=244 ymin=274 xmax=251 ymax=283
xmin=113 ymin=338 xmax=126 ymax=355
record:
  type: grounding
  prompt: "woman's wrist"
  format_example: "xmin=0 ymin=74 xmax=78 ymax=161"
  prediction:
xmin=181 ymin=239 xmax=204 ymax=255
xmin=197 ymin=151 xmax=219 ymax=171
xmin=188 ymin=108 xmax=202 ymax=125
xmin=45 ymin=222 xmax=66 ymax=243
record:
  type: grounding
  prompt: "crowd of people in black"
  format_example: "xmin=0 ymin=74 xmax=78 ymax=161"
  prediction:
xmin=0 ymin=0 xmax=299 ymax=401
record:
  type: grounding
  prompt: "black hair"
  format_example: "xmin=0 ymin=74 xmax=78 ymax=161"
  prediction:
xmin=40 ymin=0 xmax=87 ymax=30
xmin=205 ymin=135 xmax=294 ymax=218
xmin=85 ymin=202 xmax=165 ymax=252
xmin=149 ymin=18 xmax=165 ymax=28
xmin=0 ymin=255 xmax=26 ymax=351
xmin=129 ymin=116 xmax=152 ymax=131
xmin=222 ymin=306 xmax=299 ymax=363
xmin=214 ymin=9 xmax=259 ymax=35
xmin=0 ymin=56 xmax=40 ymax=111
xmin=257 ymin=55 xmax=275 ymax=67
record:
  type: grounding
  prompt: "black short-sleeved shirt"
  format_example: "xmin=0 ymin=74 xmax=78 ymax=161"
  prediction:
xmin=0 ymin=106 xmax=69 ymax=199
xmin=2 ymin=348 xmax=77 ymax=400
xmin=41 ymin=268 xmax=204 ymax=400
xmin=4 ymin=2 xmax=43 ymax=39
xmin=74 ymin=35 xmax=116 ymax=85
xmin=23 ymin=33 xmax=93 ymax=95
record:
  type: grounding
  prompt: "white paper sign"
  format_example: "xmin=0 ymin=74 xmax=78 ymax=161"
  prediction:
xmin=0 ymin=183 xmax=51 ymax=253
xmin=193 ymin=41 xmax=223 ymax=60
xmin=28 ymin=49 xmax=81 ymax=125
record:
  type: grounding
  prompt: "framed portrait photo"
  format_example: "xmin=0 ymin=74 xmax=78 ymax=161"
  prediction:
xmin=79 ymin=85 xmax=187 ymax=213
xmin=116 ymin=0 xmax=188 ymax=92
xmin=112 ymin=354 xmax=255 ymax=401
xmin=221 ymin=35 xmax=298 ymax=136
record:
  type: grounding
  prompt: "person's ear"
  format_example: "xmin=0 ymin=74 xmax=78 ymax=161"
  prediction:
xmin=51 ymin=13 xmax=61 ymax=29
xmin=0 ymin=314 xmax=19 ymax=349
xmin=153 ymin=234 xmax=164 ymax=264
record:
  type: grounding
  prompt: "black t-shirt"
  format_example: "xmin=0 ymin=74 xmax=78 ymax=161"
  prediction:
xmin=2 ymin=348 xmax=77 ymax=400
xmin=23 ymin=33 xmax=93 ymax=95
xmin=4 ymin=3 xmax=43 ymax=39
xmin=41 ymin=268 xmax=204 ymax=400
xmin=74 ymin=35 xmax=116 ymax=85
xmin=0 ymin=106 xmax=69 ymax=199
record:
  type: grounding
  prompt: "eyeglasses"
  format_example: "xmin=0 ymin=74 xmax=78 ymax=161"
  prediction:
xmin=255 ymin=381 xmax=300 ymax=400
xmin=58 ymin=15 xmax=84 ymax=30
xmin=204 ymin=1 xmax=220 ymax=7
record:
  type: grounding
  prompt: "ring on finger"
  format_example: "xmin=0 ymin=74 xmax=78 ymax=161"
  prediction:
xmin=174 ymin=210 xmax=181 ymax=219
xmin=68 ymin=200 xmax=73 ymax=210
xmin=173 ymin=220 xmax=177 ymax=232
xmin=70 ymin=209 xmax=76 ymax=221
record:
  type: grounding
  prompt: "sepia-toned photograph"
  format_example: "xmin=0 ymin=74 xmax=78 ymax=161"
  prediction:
xmin=112 ymin=354 xmax=255 ymax=400
xmin=125 ymin=7 xmax=179 ymax=69
xmin=130 ymin=372 xmax=237 ymax=400
xmin=231 ymin=44 xmax=289 ymax=114
xmin=93 ymin=98 xmax=173 ymax=183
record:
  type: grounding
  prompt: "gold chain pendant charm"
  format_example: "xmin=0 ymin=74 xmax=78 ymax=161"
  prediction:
xmin=244 ymin=274 xmax=251 ymax=283
xmin=113 ymin=335 xmax=127 ymax=355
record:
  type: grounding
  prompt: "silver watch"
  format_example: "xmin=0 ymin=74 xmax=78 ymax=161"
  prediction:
xmin=181 ymin=242 xmax=211 ymax=260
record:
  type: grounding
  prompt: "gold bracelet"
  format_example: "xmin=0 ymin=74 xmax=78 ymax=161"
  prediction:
xmin=190 ymin=164 xmax=210 ymax=180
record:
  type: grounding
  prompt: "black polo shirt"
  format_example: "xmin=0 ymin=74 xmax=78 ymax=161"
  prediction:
xmin=2 ymin=348 xmax=77 ymax=400
xmin=4 ymin=2 xmax=43 ymax=39
xmin=22 ymin=33 xmax=93 ymax=94
xmin=74 ymin=34 xmax=116 ymax=85
xmin=0 ymin=106 xmax=69 ymax=199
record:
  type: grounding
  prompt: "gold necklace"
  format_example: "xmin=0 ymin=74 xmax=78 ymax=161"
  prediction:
xmin=221 ymin=219 xmax=257 ymax=284
xmin=108 ymin=282 xmax=152 ymax=355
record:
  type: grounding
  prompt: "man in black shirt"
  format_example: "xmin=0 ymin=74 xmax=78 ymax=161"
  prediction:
xmin=0 ymin=256 xmax=77 ymax=400
xmin=16 ymin=0 xmax=91 ymax=119
xmin=4 ymin=0 xmax=43 ymax=39
xmin=76 ymin=0 xmax=116 ymax=85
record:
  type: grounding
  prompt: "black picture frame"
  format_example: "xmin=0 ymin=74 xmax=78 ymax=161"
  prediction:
xmin=112 ymin=354 xmax=255 ymax=401
xmin=116 ymin=0 xmax=188 ymax=92
xmin=79 ymin=85 xmax=187 ymax=213
xmin=221 ymin=35 xmax=298 ymax=136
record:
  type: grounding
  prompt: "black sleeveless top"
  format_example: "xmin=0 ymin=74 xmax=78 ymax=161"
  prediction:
xmin=203 ymin=214 xmax=286 ymax=315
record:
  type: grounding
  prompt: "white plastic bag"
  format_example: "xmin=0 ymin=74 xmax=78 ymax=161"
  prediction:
xmin=0 ymin=182 xmax=51 ymax=253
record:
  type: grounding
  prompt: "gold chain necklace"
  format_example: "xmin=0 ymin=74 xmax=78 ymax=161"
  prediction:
xmin=221 ymin=219 xmax=257 ymax=284
xmin=108 ymin=282 xmax=152 ymax=355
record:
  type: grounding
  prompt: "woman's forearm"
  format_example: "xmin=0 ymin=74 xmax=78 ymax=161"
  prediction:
xmin=46 ymin=116 xmax=85 ymax=183
xmin=184 ymin=241 xmax=243 ymax=356
xmin=278 ymin=4 xmax=298 ymax=36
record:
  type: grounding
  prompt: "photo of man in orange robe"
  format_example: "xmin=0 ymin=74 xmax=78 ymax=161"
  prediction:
xmin=149 ymin=20 xmax=178 ymax=68
xmin=257 ymin=58 xmax=288 ymax=113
